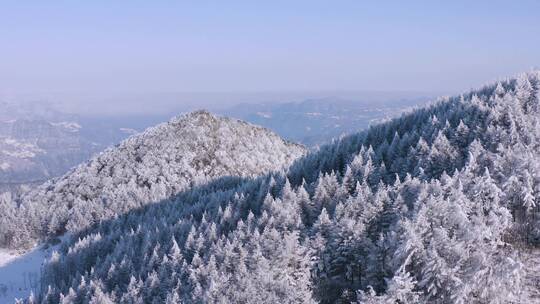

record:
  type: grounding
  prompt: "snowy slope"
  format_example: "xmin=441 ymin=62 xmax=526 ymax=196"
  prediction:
xmin=0 ymin=241 xmax=61 ymax=303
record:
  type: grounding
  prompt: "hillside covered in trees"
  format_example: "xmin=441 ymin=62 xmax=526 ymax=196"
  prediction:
xmin=8 ymin=72 xmax=540 ymax=303
xmin=0 ymin=111 xmax=305 ymax=249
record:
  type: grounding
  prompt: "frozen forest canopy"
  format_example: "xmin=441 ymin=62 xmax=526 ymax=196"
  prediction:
xmin=4 ymin=71 xmax=540 ymax=303
xmin=0 ymin=110 xmax=306 ymax=249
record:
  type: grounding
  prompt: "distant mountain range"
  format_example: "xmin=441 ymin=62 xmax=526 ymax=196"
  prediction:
xmin=221 ymin=97 xmax=431 ymax=146
xmin=0 ymin=118 xmax=97 ymax=188
xmin=0 ymin=102 xmax=167 ymax=192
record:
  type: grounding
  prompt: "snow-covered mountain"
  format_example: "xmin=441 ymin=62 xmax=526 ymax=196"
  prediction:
xmin=10 ymin=72 xmax=538 ymax=303
xmin=0 ymin=110 xmax=305 ymax=249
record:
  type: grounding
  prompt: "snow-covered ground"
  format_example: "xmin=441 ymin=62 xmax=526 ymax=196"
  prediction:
xmin=0 ymin=242 xmax=60 ymax=303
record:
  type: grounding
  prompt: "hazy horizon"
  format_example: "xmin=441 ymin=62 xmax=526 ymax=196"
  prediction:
xmin=1 ymin=1 xmax=539 ymax=115
xmin=1 ymin=89 xmax=443 ymax=116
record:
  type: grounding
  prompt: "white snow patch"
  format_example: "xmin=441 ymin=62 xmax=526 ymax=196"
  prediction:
xmin=2 ymin=150 xmax=37 ymax=159
xmin=256 ymin=112 xmax=272 ymax=119
xmin=0 ymin=240 xmax=63 ymax=302
xmin=1 ymin=138 xmax=45 ymax=159
xmin=0 ymin=250 xmax=19 ymax=268
xmin=0 ymin=162 xmax=9 ymax=171
xmin=3 ymin=138 xmax=18 ymax=146
xmin=50 ymin=121 xmax=81 ymax=132
xmin=305 ymin=112 xmax=322 ymax=116
xmin=120 ymin=128 xmax=138 ymax=135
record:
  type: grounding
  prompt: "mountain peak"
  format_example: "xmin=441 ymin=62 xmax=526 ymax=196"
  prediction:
xmin=190 ymin=109 xmax=213 ymax=117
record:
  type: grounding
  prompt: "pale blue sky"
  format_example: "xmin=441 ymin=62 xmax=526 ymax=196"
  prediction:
xmin=0 ymin=1 xmax=539 ymax=113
